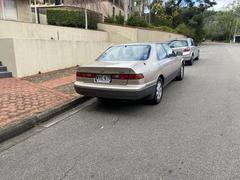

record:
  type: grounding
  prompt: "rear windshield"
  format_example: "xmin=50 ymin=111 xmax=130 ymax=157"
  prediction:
xmin=169 ymin=40 xmax=188 ymax=48
xmin=97 ymin=45 xmax=151 ymax=61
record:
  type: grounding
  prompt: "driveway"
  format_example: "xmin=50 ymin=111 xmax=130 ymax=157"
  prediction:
xmin=1 ymin=43 xmax=240 ymax=180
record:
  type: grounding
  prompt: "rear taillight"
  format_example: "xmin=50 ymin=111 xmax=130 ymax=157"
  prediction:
xmin=112 ymin=74 xmax=144 ymax=80
xmin=183 ymin=48 xmax=190 ymax=52
xmin=76 ymin=72 xmax=96 ymax=78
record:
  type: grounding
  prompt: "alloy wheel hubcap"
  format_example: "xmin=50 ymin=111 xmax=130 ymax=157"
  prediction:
xmin=156 ymin=81 xmax=162 ymax=100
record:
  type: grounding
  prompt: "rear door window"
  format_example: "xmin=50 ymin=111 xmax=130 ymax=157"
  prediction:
xmin=163 ymin=44 xmax=176 ymax=57
xmin=156 ymin=44 xmax=167 ymax=60
xmin=190 ymin=39 xmax=196 ymax=46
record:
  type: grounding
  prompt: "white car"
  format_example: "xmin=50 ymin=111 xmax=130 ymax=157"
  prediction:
xmin=168 ymin=38 xmax=200 ymax=66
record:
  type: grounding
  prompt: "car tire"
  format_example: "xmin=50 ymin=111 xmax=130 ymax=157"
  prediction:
xmin=195 ymin=55 xmax=199 ymax=60
xmin=150 ymin=78 xmax=163 ymax=105
xmin=195 ymin=51 xmax=200 ymax=60
xmin=188 ymin=56 xmax=194 ymax=66
xmin=176 ymin=64 xmax=184 ymax=81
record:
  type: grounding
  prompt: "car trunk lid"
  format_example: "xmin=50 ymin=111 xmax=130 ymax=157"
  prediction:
xmin=172 ymin=47 xmax=188 ymax=54
xmin=76 ymin=61 xmax=142 ymax=85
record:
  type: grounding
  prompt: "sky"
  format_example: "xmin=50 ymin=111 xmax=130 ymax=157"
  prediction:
xmin=213 ymin=0 xmax=234 ymax=10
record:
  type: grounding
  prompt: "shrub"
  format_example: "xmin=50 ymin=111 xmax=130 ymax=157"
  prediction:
xmin=47 ymin=8 xmax=101 ymax=29
xmin=105 ymin=15 xmax=115 ymax=24
xmin=146 ymin=23 xmax=155 ymax=28
xmin=104 ymin=15 xmax=124 ymax=25
xmin=154 ymin=26 xmax=177 ymax=33
xmin=151 ymin=15 xmax=173 ymax=28
xmin=176 ymin=23 xmax=195 ymax=38
xmin=126 ymin=16 xmax=148 ymax=27
xmin=115 ymin=15 xmax=124 ymax=25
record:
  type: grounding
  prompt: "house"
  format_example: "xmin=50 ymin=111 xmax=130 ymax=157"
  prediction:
xmin=37 ymin=0 xmax=133 ymax=19
xmin=64 ymin=0 xmax=133 ymax=18
xmin=0 ymin=0 xmax=32 ymax=22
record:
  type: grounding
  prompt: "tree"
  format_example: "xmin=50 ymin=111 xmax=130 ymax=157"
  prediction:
xmin=203 ymin=0 xmax=240 ymax=42
xmin=204 ymin=11 xmax=237 ymax=41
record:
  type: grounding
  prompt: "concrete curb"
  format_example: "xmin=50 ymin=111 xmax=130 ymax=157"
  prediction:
xmin=0 ymin=96 xmax=90 ymax=143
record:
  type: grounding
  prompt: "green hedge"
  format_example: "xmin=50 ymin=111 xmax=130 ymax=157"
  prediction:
xmin=126 ymin=16 xmax=148 ymax=27
xmin=115 ymin=15 xmax=124 ymax=25
xmin=47 ymin=8 xmax=101 ymax=29
xmin=154 ymin=26 xmax=177 ymax=33
xmin=105 ymin=15 xmax=115 ymax=24
xmin=105 ymin=15 xmax=124 ymax=25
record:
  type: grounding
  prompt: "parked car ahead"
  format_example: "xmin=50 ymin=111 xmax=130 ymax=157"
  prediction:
xmin=74 ymin=43 xmax=184 ymax=104
xmin=168 ymin=38 xmax=200 ymax=65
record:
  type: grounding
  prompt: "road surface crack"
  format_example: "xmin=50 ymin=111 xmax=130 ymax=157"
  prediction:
xmin=113 ymin=116 xmax=120 ymax=126
xmin=59 ymin=159 xmax=78 ymax=180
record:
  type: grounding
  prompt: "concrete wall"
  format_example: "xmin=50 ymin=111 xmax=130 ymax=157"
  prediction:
xmin=0 ymin=20 xmax=109 ymax=42
xmin=0 ymin=38 xmax=112 ymax=77
xmin=98 ymin=23 xmax=138 ymax=43
xmin=98 ymin=23 xmax=185 ymax=43
xmin=0 ymin=22 xmax=185 ymax=77
xmin=0 ymin=39 xmax=17 ymax=76
xmin=137 ymin=29 xmax=185 ymax=42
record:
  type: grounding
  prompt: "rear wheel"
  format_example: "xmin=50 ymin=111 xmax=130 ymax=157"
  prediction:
xmin=188 ymin=55 xmax=194 ymax=66
xmin=150 ymin=78 xmax=163 ymax=105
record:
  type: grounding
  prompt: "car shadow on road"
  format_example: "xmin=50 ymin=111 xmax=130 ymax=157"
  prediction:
xmin=93 ymin=98 xmax=150 ymax=111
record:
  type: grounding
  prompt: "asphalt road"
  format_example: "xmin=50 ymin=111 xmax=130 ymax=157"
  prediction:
xmin=1 ymin=43 xmax=240 ymax=180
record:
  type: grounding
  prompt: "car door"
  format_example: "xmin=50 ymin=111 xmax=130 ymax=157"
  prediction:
xmin=192 ymin=39 xmax=199 ymax=58
xmin=155 ymin=44 xmax=171 ymax=81
xmin=190 ymin=39 xmax=197 ymax=59
xmin=162 ymin=44 xmax=180 ymax=71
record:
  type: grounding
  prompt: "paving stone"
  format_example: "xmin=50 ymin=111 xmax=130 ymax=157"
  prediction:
xmin=0 ymin=78 xmax=72 ymax=127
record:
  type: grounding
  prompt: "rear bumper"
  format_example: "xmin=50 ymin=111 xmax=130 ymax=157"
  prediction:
xmin=183 ymin=54 xmax=191 ymax=61
xmin=74 ymin=81 xmax=155 ymax=100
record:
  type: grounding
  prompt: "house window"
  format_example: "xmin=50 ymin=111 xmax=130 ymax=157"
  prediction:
xmin=3 ymin=0 xmax=17 ymax=20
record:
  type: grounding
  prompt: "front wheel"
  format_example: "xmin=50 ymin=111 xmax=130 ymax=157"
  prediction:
xmin=150 ymin=78 xmax=163 ymax=105
xmin=176 ymin=64 xmax=184 ymax=81
xmin=195 ymin=55 xmax=199 ymax=60
xmin=195 ymin=51 xmax=200 ymax=60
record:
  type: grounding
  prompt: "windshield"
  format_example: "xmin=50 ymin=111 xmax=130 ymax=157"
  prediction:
xmin=169 ymin=40 xmax=188 ymax=48
xmin=97 ymin=45 xmax=151 ymax=61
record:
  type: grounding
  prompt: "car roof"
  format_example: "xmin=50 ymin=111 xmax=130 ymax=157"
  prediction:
xmin=169 ymin=38 xmax=191 ymax=42
xmin=111 ymin=42 xmax=164 ymax=47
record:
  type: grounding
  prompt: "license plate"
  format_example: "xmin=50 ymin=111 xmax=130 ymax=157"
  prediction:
xmin=95 ymin=74 xmax=111 ymax=83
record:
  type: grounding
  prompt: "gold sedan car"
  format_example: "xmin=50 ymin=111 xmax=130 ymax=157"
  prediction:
xmin=74 ymin=43 xmax=184 ymax=104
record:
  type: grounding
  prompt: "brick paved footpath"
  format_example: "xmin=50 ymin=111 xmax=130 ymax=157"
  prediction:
xmin=0 ymin=76 xmax=78 ymax=128
xmin=39 ymin=74 xmax=76 ymax=89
